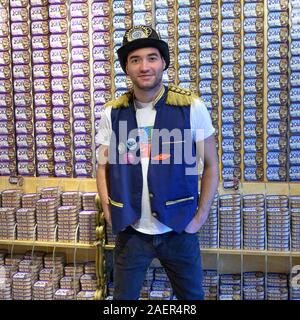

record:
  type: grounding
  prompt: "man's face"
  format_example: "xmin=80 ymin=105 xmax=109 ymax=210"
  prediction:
xmin=126 ymin=47 xmax=165 ymax=91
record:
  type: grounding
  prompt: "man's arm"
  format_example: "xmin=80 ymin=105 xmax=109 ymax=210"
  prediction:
xmin=96 ymin=145 xmax=111 ymax=226
xmin=185 ymin=134 xmax=219 ymax=233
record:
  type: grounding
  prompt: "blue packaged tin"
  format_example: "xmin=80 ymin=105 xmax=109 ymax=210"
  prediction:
xmin=267 ymin=43 xmax=288 ymax=59
xmin=156 ymin=23 xmax=169 ymax=38
xmin=267 ymin=0 xmax=288 ymax=11
xmin=244 ymin=3 xmax=263 ymax=18
xmin=291 ymin=72 xmax=300 ymax=87
xmin=244 ymin=78 xmax=259 ymax=93
xmin=268 ymin=11 xmax=288 ymax=28
xmin=178 ymin=7 xmax=193 ymax=23
xmin=221 ymin=64 xmax=238 ymax=79
xmin=199 ymin=34 xmax=218 ymax=50
xmin=222 ymin=79 xmax=240 ymax=94
xmin=222 ymin=18 xmax=240 ymax=33
xmin=244 ymin=108 xmax=257 ymax=123
xmin=290 ymin=166 xmax=300 ymax=181
xmin=268 ymin=58 xmax=285 ymax=74
xmin=243 ymin=93 xmax=257 ymax=108
xmin=267 ymin=89 xmax=286 ymax=105
xmin=268 ymin=27 xmax=288 ymax=43
xmin=267 ymin=105 xmax=286 ymax=121
xmin=289 ymin=151 xmax=300 ymax=165
xmin=244 ymin=32 xmax=263 ymax=48
xmin=290 ymin=87 xmax=300 ymax=102
xmin=266 ymin=166 xmax=287 ymax=181
xmin=199 ymin=65 xmax=215 ymax=79
xmin=199 ymin=4 xmax=218 ymax=20
xmin=291 ymin=25 xmax=300 ymax=40
xmin=221 ymin=152 xmax=236 ymax=167
xmin=244 ymin=123 xmax=258 ymax=138
xmin=178 ymin=37 xmax=192 ymax=52
xmin=199 ymin=19 xmax=217 ymax=34
xmin=155 ymin=9 xmax=170 ymax=24
xmin=290 ymin=119 xmax=300 ymax=134
xmin=244 ymin=138 xmax=258 ymax=152
xmin=199 ymin=49 xmax=217 ymax=64
xmin=244 ymin=48 xmax=259 ymax=63
xmin=290 ymin=103 xmax=300 ymax=118
xmin=267 ymin=151 xmax=286 ymax=166
xmin=291 ymin=40 xmax=300 ymax=55
xmin=268 ymin=74 xmax=286 ymax=90
xmin=222 ymin=109 xmax=235 ymax=123
xmin=199 ymin=80 xmax=213 ymax=95
xmin=222 ymin=93 xmax=238 ymax=109
xmin=178 ymin=67 xmax=191 ymax=82
xmin=244 ymin=63 xmax=259 ymax=78
xmin=267 ymin=120 xmax=287 ymax=136
xmin=221 ymin=2 xmax=240 ymax=18
xmin=178 ymin=52 xmax=191 ymax=66
xmin=291 ymin=56 xmax=300 ymax=71
xmin=222 ymin=138 xmax=235 ymax=153
xmin=221 ymin=48 xmax=240 ymax=64
xmin=243 ymin=153 xmax=257 ymax=167
xmin=244 ymin=17 xmax=263 ymax=32
xmin=222 ymin=33 xmax=240 ymax=49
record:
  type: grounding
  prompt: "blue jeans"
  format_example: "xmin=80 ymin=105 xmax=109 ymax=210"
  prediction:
xmin=113 ymin=226 xmax=204 ymax=300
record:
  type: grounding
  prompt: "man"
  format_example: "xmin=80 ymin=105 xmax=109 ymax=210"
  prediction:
xmin=96 ymin=25 xmax=219 ymax=300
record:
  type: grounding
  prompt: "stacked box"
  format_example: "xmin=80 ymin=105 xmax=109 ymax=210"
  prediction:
xmin=243 ymin=194 xmax=265 ymax=250
xmin=31 ymin=0 xmax=54 ymax=177
xmin=266 ymin=195 xmax=290 ymax=251
xmin=219 ymin=273 xmax=241 ymax=300
xmin=0 ymin=0 xmax=16 ymax=176
xmin=76 ymin=290 xmax=95 ymax=300
xmin=84 ymin=261 xmax=96 ymax=275
xmin=289 ymin=0 xmax=300 ymax=181
xmin=203 ymin=269 xmax=218 ymax=300
xmin=10 ymin=0 xmax=35 ymax=176
xmin=219 ymin=194 xmax=241 ymax=249
xmin=70 ymin=0 xmax=93 ymax=178
xmin=199 ymin=194 xmax=218 ymax=248
xmin=266 ymin=0 xmax=289 ymax=181
xmin=49 ymin=0 xmax=72 ymax=177
xmin=220 ymin=0 xmax=242 ymax=182
xmin=54 ymin=288 xmax=76 ymax=300
xmin=243 ymin=0 xmax=265 ymax=181
xmin=290 ymin=196 xmax=300 ymax=251
xmin=33 ymin=280 xmax=54 ymax=300
xmin=43 ymin=252 xmax=65 ymax=278
xmin=267 ymin=272 xmax=289 ymax=300
xmin=106 ymin=223 xmax=117 ymax=245
xmin=16 ymin=208 xmax=36 ymax=240
xmin=0 ymin=207 xmax=16 ymax=240
xmin=243 ymin=271 xmax=265 ymax=300
xmin=1 ymin=189 xmax=22 ymax=209
xmin=79 ymin=210 xmax=97 ymax=243
xmin=57 ymin=205 xmax=79 ymax=242
xmin=22 ymin=193 xmax=41 ymax=208
xmin=36 ymin=198 xmax=58 ymax=241
xmin=199 ymin=0 xmax=219 ymax=146
xmin=155 ymin=0 xmax=176 ymax=85
xmin=177 ymin=0 xmax=198 ymax=92
xmin=82 ymin=192 xmax=98 ymax=210
xmin=62 ymin=191 xmax=82 ymax=209
xmin=12 ymin=272 xmax=34 ymax=300
xmin=80 ymin=273 xmax=97 ymax=291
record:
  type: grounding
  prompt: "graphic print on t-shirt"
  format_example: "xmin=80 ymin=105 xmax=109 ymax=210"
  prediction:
xmin=138 ymin=126 xmax=153 ymax=158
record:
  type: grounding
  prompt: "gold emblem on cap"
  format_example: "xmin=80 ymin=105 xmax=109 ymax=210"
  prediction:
xmin=125 ymin=26 xmax=152 ymax=42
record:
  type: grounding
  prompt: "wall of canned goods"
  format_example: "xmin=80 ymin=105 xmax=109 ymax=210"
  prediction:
xmin=0 ymin=0 xmax=299 ymax=182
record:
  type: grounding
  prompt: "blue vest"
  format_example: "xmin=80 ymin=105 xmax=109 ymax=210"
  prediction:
xmin=108 ymin=86 xmax=199 ymax=234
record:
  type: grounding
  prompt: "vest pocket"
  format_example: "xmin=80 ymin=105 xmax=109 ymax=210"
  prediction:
xmin=109 ymin=197 xmax=124 ymax=208
xmin=165 ymin=196 xmax=195 ymax=207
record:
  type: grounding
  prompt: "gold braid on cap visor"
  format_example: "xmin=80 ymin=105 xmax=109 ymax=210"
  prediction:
xmin=125 ymin=26 xmax=152 ymax=42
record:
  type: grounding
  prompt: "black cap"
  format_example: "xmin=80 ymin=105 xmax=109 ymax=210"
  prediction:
xmin=117 ymin=25 xmax=170 ymax=73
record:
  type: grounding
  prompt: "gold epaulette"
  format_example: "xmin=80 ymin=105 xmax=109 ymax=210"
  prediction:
xmin=166 ymin=85 xmax=197 ymax=106
xmin=104 ymin=91 xmax=133 ymax=109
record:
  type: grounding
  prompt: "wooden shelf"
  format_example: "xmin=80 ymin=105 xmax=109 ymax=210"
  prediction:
xmin=0 ymin=239 xmax=96 ymax=249
xmin=104 ymin=244 xmax=300 ymax=257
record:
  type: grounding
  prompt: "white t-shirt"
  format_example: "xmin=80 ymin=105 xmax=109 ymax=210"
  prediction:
xmin=95 ymin=97 xmax=215 ymax=234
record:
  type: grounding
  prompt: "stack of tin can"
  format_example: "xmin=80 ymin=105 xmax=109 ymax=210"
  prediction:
xmin=16 ymin=208 xmax=36 ymax=240
xmin=132 ymin=0 xmax=152 ymax=33
xmin=176 ymin=0 xmax=197 ymax=92
xmin=111 ymin=0 xmax=132 ymax=98
xmin=219 ymin=194 xmax=241 ymax=249
xmin=57 ymin=205 xmax=79 ymax=243
xmin=266 ymin=195 xmax=290 ymax=251
xmin=10 ymin=0 xmax=35 ymax=176
xmin=79 ymin=210 xmax=97 ymax=244
xmin=31 ymin=0 xmax=54 ymax=177
xmin=198 ymin=194 xmax=218 ymax=249
xmin=155 ymin=0 xmax=176 ymax=85
xmin=0 ymin=207 xmax=16 ymax=240
xmin=242 ymin=194 xmax=265 ymax=250
xmin=266 ymin=0 xmax=289 ymax=181
xmin=199 ymin=0 xmax=219 ymax=145
xmin=289 ymin=0 xmax=300 ymax=181
xmin=219 ymin=273 xmax=241 ymax=300
xmin=0 ymin=250 xmax=12 ymax=300
xmin=290 ymin=196 xmax=300 ymax=251
xmin=266 ymin=272 xmax=289 ymax=300
xmin=203 ymin=269 xmax=218 ymax=300
xmin=44 ymin=252 xmax=65 ymax=280
xmin=243 ymin=0 xmax=264 ymax=181
xmin=0 ymin=0 xmax=16 ymax=177
xmin=243 ymin=271 xmax=265 ymax=300
xmin=220 ymin=0 xmax=242 ymax=182
xmin=22 ymin=193 xmax=41 ymax=208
